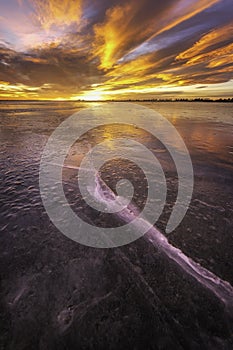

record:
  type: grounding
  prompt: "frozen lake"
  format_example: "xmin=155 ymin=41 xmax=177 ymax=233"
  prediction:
xmin=0 ymin=101 xmax=233 ymax=349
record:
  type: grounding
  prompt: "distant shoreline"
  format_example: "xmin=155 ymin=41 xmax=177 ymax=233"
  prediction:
xmin=0 ymin=98 xmax=233 ymax=103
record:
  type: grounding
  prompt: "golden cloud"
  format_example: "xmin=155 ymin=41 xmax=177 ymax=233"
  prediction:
xmin=1 ymin=0 xmax=232 ymax=99
xmin=177 ymin=23 xmax=233 ymax=62
xmin=92 ymin=0 xmax=220 ymax=70
xmin=28 ymin=0 xmax=83 ymax=29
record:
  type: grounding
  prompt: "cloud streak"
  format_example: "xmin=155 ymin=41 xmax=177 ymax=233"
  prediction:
xmin=25 ymin=0 xmax=83 ymax=29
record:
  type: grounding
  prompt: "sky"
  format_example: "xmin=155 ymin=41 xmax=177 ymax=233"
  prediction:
xmin=0 ymin=0 xmax=232 ymax=100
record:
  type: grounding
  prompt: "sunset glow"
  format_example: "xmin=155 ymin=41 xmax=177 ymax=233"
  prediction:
xmin=0 ymin=0 xmax=232 ymax=100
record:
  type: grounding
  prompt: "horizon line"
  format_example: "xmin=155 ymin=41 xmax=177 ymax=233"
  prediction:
xmin=0 ymin=98 xmax=233 ymax=103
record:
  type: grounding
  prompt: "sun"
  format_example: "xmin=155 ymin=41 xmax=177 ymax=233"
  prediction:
xmin=81 ymin=90 xmax=104 ymax=101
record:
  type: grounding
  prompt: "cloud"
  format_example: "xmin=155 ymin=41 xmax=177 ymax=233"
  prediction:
xmin=176 ymin=23 xmax=233 ymax=62
xmin=91 ymin=0 xmax=220 ymax=69
xmin=0 ymin=80 xmax=54 ymax=99
xmin=0 ymin=41 xmax=104 ymax=99
xmin=26 ymin=0 xmax=83 ymax=30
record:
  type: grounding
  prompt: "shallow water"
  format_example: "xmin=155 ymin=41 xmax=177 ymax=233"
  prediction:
xmin=0 ymin=101 xmax=233 ymax=349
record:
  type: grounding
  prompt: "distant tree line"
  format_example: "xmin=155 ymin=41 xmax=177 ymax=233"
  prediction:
xmin=90 ymin=98 xmax=233 ymax=103
xmin=1 ymin=98 xmax=233 ymax=103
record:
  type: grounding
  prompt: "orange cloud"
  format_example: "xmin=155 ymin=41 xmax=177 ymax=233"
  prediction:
xmin=1 ymin=0 xmax=232 ymax=100
xmin=183 ymin=43 xmax=233 ymax=66
xmin=154 ymin=0 xmax=220 ymax=38
xmin=208 ymin=54 xmax=233 ymax=68
xmin=23 ymin=56 xmax=48 ymax=64
xmin=175 ymin=24 xmax=233 ymax=77
xmin=28 ymin=0 xmax=83 ymax=29
xmin=92 ymin=0 xmax=220 ymax=70
xmin=0 ymin=81 xmax=55 ymax=99
xmin=92 ymin=2 xmax=139 ymax=70
xmin=177 ymin=23 xmax=233 ymax=62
